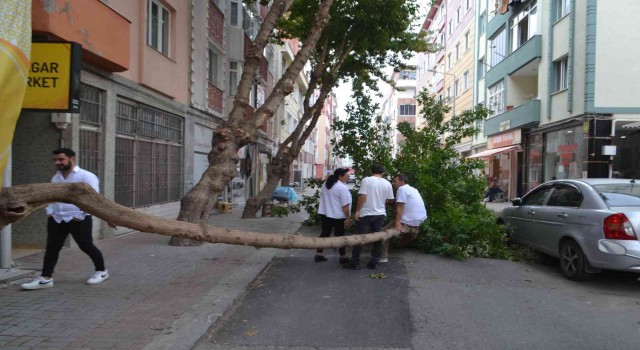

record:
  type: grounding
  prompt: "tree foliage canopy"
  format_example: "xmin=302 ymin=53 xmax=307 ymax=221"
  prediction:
xmin=331 ymin=88 xmax=514 ymax=260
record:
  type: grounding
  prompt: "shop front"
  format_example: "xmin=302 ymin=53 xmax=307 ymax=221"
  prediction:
xmin=611 ymin=119 xmax=640 ymax=179
xmin=469 ymin=129 xmax=523 ymax=200
xmin=524 ymin=118 xmax=612 ymax=193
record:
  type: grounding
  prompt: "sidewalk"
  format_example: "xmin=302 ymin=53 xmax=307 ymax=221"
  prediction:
xmin=0 ymin=205 xmax=308 ymax=350
xmin=483 ymin=200 xmax=512 ymax=213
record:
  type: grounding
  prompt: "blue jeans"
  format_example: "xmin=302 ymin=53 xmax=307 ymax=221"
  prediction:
xmin=350 ymin=215 xmax=385 ymax=266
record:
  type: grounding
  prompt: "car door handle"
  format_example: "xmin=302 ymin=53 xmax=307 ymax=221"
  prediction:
xmin=557 ymin=213 xmax=568 ymax=218
xmin=527 ymin=210 xmax=536 ymax=215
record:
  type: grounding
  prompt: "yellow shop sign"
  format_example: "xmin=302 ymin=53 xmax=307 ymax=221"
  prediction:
xmin=22 ymin=42 xmax=81 ymax=112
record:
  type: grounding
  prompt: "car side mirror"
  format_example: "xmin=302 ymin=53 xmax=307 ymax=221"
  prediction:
xmin=512 ymin=198 xmax=522 ymax=206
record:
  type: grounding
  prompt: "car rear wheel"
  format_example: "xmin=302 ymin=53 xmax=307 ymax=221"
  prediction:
xmin=559 ymin=240 xmax=592 ymax=281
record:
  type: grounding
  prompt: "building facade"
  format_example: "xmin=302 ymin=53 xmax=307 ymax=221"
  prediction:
xmin=382 ymin=67 xmax=418 ymax=157
xmin=472 ymin=0 xmax=640 ymax=200
xmin=8 ymin=0 xmax=312 ymax=256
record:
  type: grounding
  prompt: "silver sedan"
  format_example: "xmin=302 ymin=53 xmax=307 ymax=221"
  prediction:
xmin=498 ymin=179 xmax=640 ymax=280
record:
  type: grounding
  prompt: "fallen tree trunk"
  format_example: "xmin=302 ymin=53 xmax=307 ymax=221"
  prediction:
xmin=0 ymin=183 xmax=407 ymax=249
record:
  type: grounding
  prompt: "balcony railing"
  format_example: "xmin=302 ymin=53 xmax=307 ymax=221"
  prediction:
xmin=207 ymin=83 xmax=223 ymax=113
xmin=486 ymin=35 xmax=542 ymax=87
xmin=484 ymin=99 xmax=540 ymax=136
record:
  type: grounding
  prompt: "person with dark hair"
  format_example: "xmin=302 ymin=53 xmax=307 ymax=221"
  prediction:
xmin=21 ymin=148 xmax=109 ymax=290
xmin=380 ymin=174 xmax=427 ymax=263
xmin=316 ymin=168 xmax=352 ymax=263
xmin=343 ymin=164 xmax=394 ymax=270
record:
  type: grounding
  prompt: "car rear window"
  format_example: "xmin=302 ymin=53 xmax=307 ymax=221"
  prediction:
xmin=592 ymin=183 xmax=640 ymax=207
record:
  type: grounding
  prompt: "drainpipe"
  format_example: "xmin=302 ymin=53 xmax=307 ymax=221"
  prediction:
xmin=1 ymin=147 xmax=12 ymax=269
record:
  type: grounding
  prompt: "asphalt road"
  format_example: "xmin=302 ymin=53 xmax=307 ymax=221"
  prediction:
xmin=195 ymin=228 xmax=640 ymax=350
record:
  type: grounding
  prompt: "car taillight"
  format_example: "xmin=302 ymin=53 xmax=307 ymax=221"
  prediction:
xmin=603 ymin=213 xmax=637 ymax=240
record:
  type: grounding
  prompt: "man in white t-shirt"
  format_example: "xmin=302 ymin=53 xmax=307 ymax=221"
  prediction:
xmin=343 ymin=164 xmax=394 ymax=270
xmin=380 ymin=174 xmax=427 ymax=262
xmin=21 ymin=148 xmax=109 ymax=290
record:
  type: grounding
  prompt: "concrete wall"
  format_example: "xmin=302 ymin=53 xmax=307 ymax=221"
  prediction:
xmin=572 ymin=0 xmax=587 ymax=116
xmin=11 ymin=112 xmax=60 ymax=247
xmin=594 ymin=0 xmax=640 ymax=108
xmin=109 ymin=0 xmax=191 ymax=103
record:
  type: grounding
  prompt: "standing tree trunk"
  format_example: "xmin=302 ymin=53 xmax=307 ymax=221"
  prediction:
xmin=170 ymin=0 xmax=334 ymax=245
xmin=242 ymin=150 xmax=294 ymax=218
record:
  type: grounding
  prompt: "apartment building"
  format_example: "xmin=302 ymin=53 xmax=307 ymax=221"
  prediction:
xmin=9 ymin=0 xmax=312 ymax=252
xmin=382 ymin=67 xmax=418 ymax=157
xmin=417 ymin=0 xmax=476 ymax=156
xmin=472 ymin=0 xmax=640 ymax=200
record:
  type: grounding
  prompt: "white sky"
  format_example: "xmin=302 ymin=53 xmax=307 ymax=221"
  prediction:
xmin=333 ymin=0 xmax=431 ymax=120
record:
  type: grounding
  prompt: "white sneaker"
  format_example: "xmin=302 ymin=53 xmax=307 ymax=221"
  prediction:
xmin=21 ymin=276 xmax=54 ymax=290
xmin=379 ymin=257 xmax=389 ymax=263
xmin=87 ymin=270 xmax=109 ymax=285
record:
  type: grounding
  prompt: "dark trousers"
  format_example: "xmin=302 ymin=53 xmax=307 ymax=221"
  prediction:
xmin=317 ymin=215 xmax=347 ymax=256
xmin=42 ymin=216 xmax=105 ymax=278
xmin=350 ymin=215 xmax=385 ymax=265
xmin=486 ymin=187 xmax=503 ymax=201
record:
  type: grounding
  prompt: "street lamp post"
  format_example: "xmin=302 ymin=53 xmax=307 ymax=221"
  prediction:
xmin=428 ymin=69 xmax=456 ymax=116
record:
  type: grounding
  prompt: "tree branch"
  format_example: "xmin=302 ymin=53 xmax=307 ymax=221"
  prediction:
xmin=254 ymin=0 xmax=334 ymax=129
xmin=0 ymin=183 xmax=407 ymax=249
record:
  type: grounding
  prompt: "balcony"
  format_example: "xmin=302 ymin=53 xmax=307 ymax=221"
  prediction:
xmin=32 ymin=0 xmax=130 ymax=72
xmin=484 ymin=99 xmax=540 ymax=136
xmin=486 ymin=35 xmax=542 ymax=87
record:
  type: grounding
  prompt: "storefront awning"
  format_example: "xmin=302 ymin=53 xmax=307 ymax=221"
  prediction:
xmin=622 ymin=121 xmax=640 ymax=129
xmin=467 ymin=145 xmax=519 ymax=159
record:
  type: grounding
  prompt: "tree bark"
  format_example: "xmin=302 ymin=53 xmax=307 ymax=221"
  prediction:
xmin=171 ymin=0 xmax=333 ymax=245
xmin=0 ymin=183 xmax=407 ymax=248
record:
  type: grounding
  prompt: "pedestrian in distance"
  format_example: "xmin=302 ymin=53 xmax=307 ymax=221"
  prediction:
xmin=343 ymin=164 xmax=394 ymax=270
xmin=485 ymin=177 xmax=503 ymax=202
xmin=380 ymin=174 xmax=427 ymax=263
xmin=21 ymin=148 xmax=109 ymax=290
xmin=316 ymin=168 xmax=352 ymax=264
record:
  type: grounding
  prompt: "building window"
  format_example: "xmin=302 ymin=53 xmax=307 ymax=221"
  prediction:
xmin=230 ymin=0 xmax=239 ymax=26
xmin=510 ymin=0 xmax=538 ymax=52
xmin=455 ymin=43 xmax=460 ymax=61
xmin=399 ymin=70 xmax=416 ymax=80
xmin=488 ymin=27 xmax=506 ymax=67
xmin=399 ymin=104 xmax=416 ymax=116
xmin=488 ymin=80 xmax=505 ymax=116
xmin=147 ymin=0 xmax=170 ymax=56
xmin=447 ymin=53 xmax=452 ymax=69
xmin=446 ymin=86 xmax=451 ymax=99
xmin=554 ymin=56 xmax=568 ymax=92
xmin=544 ymin=126 xmax=584 ymax=181
xmin=229 ymin=61 xmax=239 ymax=96
xmin=463 ymin=70 xmax=469 ymax=90
xmin=466 ymin=0 xmax=471 ymax=10
xmin=556 ymin=0 xmax=571 ymax=20
xmin=208 ymin=48 xmax=219 ymax=86
xmin=479 ymin=13 xmax=486 ymax=35
xmin=115 ymin=101 xmax=184 ymax=208
xmin=79 ymin=85 xmax=104 ymax=179
xmin=454 ymin=79 xmax=459 ymax=97
xmin=478 ymin=58 xmax=486 ymax=79
xmin=456 ymin=6 xmax=461 ymax=24
xmin=448 ymin=19 xmax=453 ymax=36
xmin=242 ymin=5 xmax=260 ymax=40
xmin=464 ymin=31 xmax=470 ymax=51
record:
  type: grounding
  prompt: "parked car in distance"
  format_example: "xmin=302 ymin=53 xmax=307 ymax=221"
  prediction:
xmin=498 ymin=179 xmax=640 ymax=280
xmin=347 ymin=174 xmax=356 ymax=183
